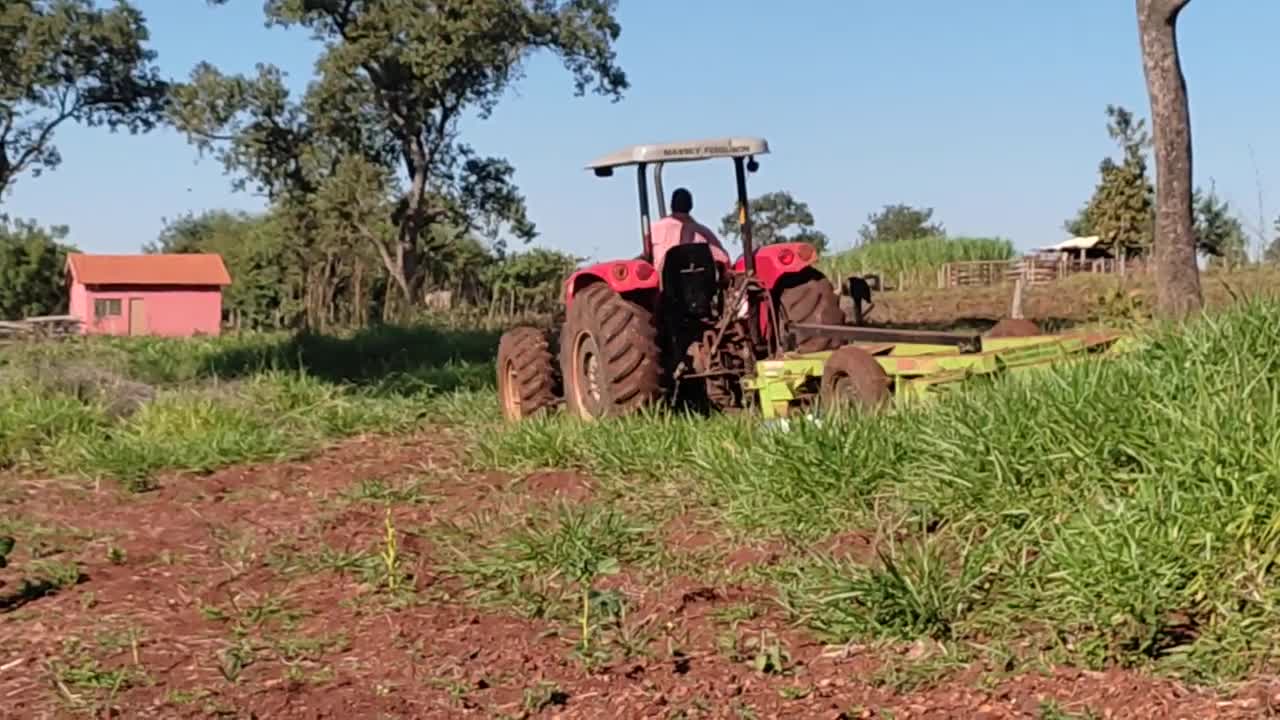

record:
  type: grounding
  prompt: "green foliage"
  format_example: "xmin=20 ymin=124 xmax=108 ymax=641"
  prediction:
xmin=0 ymin=323 xmax=499 ymax=486
xmin=0 ymin=536 xmax=13 ymax=568
xmin=1066 ymin=105 xmax=1154 ymax=256
xmin=475 ymin=299 xmax=1280 ymax=680
xmin=1264 ymin=216 xmax=1280 ymax=264
xmin=781 ymin=529 xmax=997 ymax=642
xmin=857 ymin=204 xmax=945 ymax=245
xmin=0 ymin=216 xmax=76 ymax=318
xmin=486 ymin=248 xmax=581 ymax=315
xmin=820 ymin=236 xmax=1014 ymax=289
xmin=447 ymin=502 xmax=654 ymax=645
xmin=145 ymin=207 xmax=577 ymax=329
xmin=718 ymin=191 xmax=829 ymax=253
xmin=170 ymin=0 xmax=626 ymax=318
xmin=1193 ymin=184 xmax=1247 ymax=267
xmin=148 ymin=209 xmax=303 ymax=329
xmin=0 ymin=0 xmax=167 ymax=197
xmin=1069 ymin=106 xmax=1246 ymax=265
xmin=1069 ymin=106 xmax=1247 ymax=264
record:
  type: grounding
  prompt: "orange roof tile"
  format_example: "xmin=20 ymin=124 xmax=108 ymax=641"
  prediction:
xmin=66 ymin=253 xmax=232 ymax=287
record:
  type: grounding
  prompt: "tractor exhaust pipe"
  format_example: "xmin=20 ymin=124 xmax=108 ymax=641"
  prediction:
xmin=734 ymin=157 xmax=755 ymax=275
xmin=637 ymin=163 xmax=653 ymax=262
xmin=653 ymin=162 xmax=667 ymax=218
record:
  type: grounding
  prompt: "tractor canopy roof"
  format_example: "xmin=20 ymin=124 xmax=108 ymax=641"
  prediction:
xmin=585 ymin=136 xmax=769 ymax=171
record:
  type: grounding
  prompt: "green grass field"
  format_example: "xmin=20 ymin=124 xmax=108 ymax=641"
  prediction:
xmin=820 ymin=236 xmax=1016 ymax=290
xmin=0 ymin=326 xmax=498 ymax=490
xmin=471 ymin=297 xmax=1280 ymax=682
xmin=5 ymin=285 xmax=1280 ymax=693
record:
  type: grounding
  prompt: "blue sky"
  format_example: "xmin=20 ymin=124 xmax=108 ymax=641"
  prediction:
xmin=6 ymin=1 xmax=1279 ymax=262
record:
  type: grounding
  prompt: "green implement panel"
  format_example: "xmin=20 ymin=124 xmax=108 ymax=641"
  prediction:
xmin=745 ymin=330 xmax=1135 ymax=419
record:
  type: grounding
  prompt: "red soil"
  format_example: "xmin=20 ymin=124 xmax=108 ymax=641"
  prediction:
xmin=1 ymin=432 xmax=1276 ymax=719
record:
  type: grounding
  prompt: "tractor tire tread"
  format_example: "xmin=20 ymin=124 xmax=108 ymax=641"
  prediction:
xmin=560 ymin=283 xmax=661 ymax=419
xmin=820 ymin=345 xmax=891 ymax=413
xmin=778 ymin=269 xmax=844 ymax=352
xmin=497 ymin=326 xmax=559 ymax=420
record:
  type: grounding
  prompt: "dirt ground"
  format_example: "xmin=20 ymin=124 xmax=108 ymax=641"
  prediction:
xmin=4 ymin=433 xmax=1280 ymax=719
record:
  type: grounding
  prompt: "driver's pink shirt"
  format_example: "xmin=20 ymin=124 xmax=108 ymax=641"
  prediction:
xmin=650 ymin=213 xmax=730 ymax=275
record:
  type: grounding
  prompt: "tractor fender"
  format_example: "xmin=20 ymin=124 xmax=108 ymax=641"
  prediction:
xmin=563 ymin=259 xmax=659 ymax=308
xmin=732 ymin=242 xmax=820 ymax=290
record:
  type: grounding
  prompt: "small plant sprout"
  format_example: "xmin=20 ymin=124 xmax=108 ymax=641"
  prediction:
xmin=577 ymin=555 xmax=620 ymax=655
xmin=381 ymin=505 xmax=401 ymax=594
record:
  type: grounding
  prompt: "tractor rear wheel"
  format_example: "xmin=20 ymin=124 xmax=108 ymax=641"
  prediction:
xmin=820 ymin=346 xmax=891 ymax=413
xmin=560 ymin=283 xmax=662 ymax=420
xmin=778 ymin=268 xmax=844 ymax=352
xmin=497 ymin=326 xmax=559 ymax=421
xmin=985 ymin=318 xmax=1042 ymax=338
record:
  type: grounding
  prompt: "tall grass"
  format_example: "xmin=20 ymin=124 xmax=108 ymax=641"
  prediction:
xmin=1 ymin=322 xmax=501 ymax=392
xmin=820 ymin=236 xmax=1015 ymax=290
xmin=0 ymin=323 xmax=501 ymax=488
xmin=475 ymin=298 xmax=1280 ymax=681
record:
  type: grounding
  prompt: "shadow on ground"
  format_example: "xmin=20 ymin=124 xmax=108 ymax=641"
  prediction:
xmin=201 ymin=324 xmax=504 ymax=396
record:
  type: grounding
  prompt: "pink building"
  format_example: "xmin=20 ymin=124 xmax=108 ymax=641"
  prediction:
xmin=65 ymin=253 xmax=232 ymax=337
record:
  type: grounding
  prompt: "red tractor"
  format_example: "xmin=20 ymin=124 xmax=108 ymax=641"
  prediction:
xmin=497 ymin=137 xmax=845 ymax=421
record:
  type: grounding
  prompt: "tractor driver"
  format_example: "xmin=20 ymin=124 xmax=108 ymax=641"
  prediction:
xmin=650 ymin=187 xmax=731 ymax=275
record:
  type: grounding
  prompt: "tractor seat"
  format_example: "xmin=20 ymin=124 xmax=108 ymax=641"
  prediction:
xmin=659 ymin=243 xmax=722 ymax=320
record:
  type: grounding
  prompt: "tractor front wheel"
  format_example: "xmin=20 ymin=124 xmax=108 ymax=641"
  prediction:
xmin=778 ymin=268 xmax=844 ymax=352
xmin=820 ymin=346 xmax=891 ymax=413
xmin=560 ymin=283 xmax=662 ymax=420
xmin=497 ymin=326 xmax=559 ymax=421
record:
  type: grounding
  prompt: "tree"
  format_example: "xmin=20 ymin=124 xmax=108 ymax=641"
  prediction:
xmin=486 ymin=248 xmax=580 ymax=315
xmin=1193 ymin=185 xmax=1247 ymax=267
xmin=149 ymin=209 xmax=306 ymax=329
xmin=718 ymin=191 xmax=829 ymax=253
xmin=0 ymin=0 xmax=167 ymax=198
xmin=0 ymin=217 xmax=76 ymax=319
xmin=1265 ymin=216 xmax=1280 ymax=264
xmin=170 ymin=0 xmax=627 ymax=319
xmin=147 ymin=205 xmax=579 ymax=328
xmin=1064 ymin=106 xmax=1154 ymax=255
xmin=857 ymin=204 xmax=944 ymax=245
xmin=1137 ymin=0 xmax=1202 ymax=318
xmin=1063 ymin=204 xmax=1093 ymax=238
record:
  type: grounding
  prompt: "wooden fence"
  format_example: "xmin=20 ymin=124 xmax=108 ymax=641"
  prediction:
xmin=0 ymin=315 xmax=82 ymax=343
xmin=938 ymin=255 xmax=1149 ymax=290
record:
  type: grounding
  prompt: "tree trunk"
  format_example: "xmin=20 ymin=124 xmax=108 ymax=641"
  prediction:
xmin=352 ymin=259 xmax=364 ymax=328
xmin=1137 ymin=0 xmax=1203 ymax=319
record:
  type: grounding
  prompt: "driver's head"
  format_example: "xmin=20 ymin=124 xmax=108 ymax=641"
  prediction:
xmin=671 ymin=187 xmax=693 ymax=214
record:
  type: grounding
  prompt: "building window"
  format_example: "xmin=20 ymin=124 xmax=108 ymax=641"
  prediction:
xmin=94 ymin=298 xmax=122 ymax=318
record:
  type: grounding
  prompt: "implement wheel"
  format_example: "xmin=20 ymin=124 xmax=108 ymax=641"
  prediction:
xmin=497 ymin=326 xmax=559 ymax=421
xmin=560 ymin=283 xmax=661 ymax=421
xmin=820 ymin=346 xmax=891 ymax=413
xmin=985 ymin=318 xmax=1041 ymax=338
xmin=778 ymin=268 xmax=845 ymax=352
